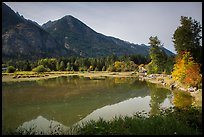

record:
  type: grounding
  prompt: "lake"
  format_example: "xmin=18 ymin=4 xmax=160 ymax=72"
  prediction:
xmin=2 ymin=75 xmax=193 ymax=134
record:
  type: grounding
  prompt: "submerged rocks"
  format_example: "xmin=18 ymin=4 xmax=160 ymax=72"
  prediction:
xmin=170 ymin=84 xmax=175 ymax=90
xmin=188 ymin=87 xmax=198 ymax=92
xmin=148 ymin=74 xmax=157 ymax=79
xmin=162 ymin=82 xmax=167 ymax=86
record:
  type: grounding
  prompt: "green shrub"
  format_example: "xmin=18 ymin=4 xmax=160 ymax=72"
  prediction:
xmin=6 ymin=66 xmax=16 ymax=73
xmin=107 ymin=65 xmax=116 ymax=72
xmin=2 ymin=64 xmax=7 ymax=68
xmin=79 ymin=67 xmax=88 ymax=72
xmin=32 ymin=65 xmax=50 ymax=73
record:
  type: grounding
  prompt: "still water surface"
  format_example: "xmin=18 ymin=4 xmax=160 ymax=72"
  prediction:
xmin=2 ymin=76 xmax=193 ymax=134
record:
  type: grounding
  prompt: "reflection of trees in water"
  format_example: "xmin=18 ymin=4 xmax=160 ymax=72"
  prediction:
xmin=173 ymin=90 xmax=193 ymax=108
xmin=147 ymin=82 xmax=172 ymax=116
xmin=2 ymin=81 xmax=37 ymax=90
xmin=131 ymin=78 xmax=148 ymax=88
xmin=3 ymin=77 xmax=158 ymax=133
xmin=36 ymin=76 xmax=140 ymax=88
xmin=36 ymin=76 xmax=81 ymax=87
xmin=113 ymin=77 xmax=136 ymax=84
xmin=35 ymin=76 xmax=150 ymax=99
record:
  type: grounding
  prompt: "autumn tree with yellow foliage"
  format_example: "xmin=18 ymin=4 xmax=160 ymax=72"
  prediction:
xmin=172 ymin=51 xmax=201 ymax=87
xmin=172 ymin=16 xmax=202 ymax=88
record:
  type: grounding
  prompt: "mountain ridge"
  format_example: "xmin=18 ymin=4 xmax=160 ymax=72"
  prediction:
xmin=2 ymin=3 xmax=174 ymax=62
xmin=2 ymin=3 xmax=76 ymax=62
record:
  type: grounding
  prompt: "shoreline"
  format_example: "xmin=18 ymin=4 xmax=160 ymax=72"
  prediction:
xmin=2 ymin=71 xmax=202 ymax=92
xmin=2 ymin=71 xmax=202 ymax=107
xmin=2 ymin=71 xmax=136 ymax=83
xmin=140 ymin=74 xmax=202 ymax=107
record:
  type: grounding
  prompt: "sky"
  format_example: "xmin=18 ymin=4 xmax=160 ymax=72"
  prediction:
xmin=4 ymin=2 xmax=202 ymax=54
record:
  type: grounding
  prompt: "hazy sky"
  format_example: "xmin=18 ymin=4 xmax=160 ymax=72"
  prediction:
xmin=4 ymin=2 xmax=202 ymax=53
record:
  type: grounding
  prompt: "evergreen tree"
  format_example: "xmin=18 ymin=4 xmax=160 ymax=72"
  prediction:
xmin=147 ymin=36 xmax=168 ymax=74
xmin=59 ymin=61 xmax=65 ymax=71
xmin=173 ymin=16 xmax=202 ymax=64
xmin=66 ymin=62 xmax=71 ymax=71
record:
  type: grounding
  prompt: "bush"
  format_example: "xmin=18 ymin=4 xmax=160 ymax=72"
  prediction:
xmin=107 ymin=64 xmax=116 ymax=72
xmin=79 ymin=67 xmax=88 ymax=72
xmin=32 ymin=65 xmax=50 ymax=73
xmin=2 ymin=64 xmax=7 ymax=68
xmin=107 ymin=61 xmax=137 ymax=72
xmin=6 ymin=66 xmax=16 ymax=73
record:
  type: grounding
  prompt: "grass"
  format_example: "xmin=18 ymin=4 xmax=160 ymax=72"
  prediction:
xmin=2 ymin=71 xmax=135 ymax=83
xmin=14 ymin=71 xmax=37 ymax=75
xmin=2 ymin=72 xmax=13 ymax=76
xmin=44 ymin=71 xmax=75 ymax=74
xmin=2 ymin=71 xmax=75 ymax=75
xmin=2 ymin=71 xmax=75 ymax=82
xmin=74 ymin=106 xmax=202 ymax=135
xmin=3 ymin=102 xmax=202 ymax=135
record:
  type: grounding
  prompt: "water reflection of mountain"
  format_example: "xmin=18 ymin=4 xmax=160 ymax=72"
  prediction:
xmin=75 ymin=95 xmax=151 ymax=127
xmin=2 ymin=76 xmax=164 ymax=133
xmin=16 ymin=116 xmax=69 ymax=135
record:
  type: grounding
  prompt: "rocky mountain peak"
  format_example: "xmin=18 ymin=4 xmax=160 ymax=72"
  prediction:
xmin=2 ymin=2 xmax=174 ymax=62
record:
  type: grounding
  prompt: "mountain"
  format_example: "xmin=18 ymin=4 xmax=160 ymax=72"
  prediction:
xmin=42 ymin=15 xmax=137 ymax=57
xmin=42 ymin=15 xmax=174 ymax=57
xmin=2 ymin=3 xmax=76 ymax=62
xmin=2 ymin=3 xmax=174 ymax=62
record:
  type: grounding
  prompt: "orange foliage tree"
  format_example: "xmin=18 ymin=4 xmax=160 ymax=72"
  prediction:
xmin=172 ymin=51 xmax=201 ymax=87
xmin=184 ymin=63 xmax=202 ymax=87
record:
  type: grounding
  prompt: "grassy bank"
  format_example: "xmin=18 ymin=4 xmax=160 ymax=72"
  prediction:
xmin=2 ymin=71 xmax=76 ymax=82
xmin=5 ymin=107 xmax=202 ymax=135
xmin=73 ymin=107 xmax=202 ymax=135
xmin=2 ymin=71 xmax=136 ymax=82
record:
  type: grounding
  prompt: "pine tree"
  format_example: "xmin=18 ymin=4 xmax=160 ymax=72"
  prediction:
xmin=173 ymin=16 xmax=202 ymax=64
xmin=147 ymin=36 xmax=167 ymax=74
